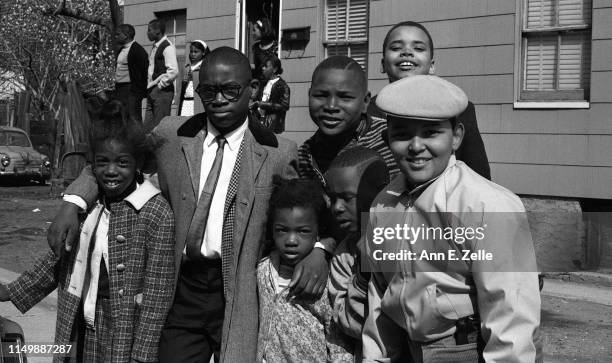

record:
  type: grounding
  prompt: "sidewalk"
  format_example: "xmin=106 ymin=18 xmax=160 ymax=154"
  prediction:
xmin=0 ymin=267 xmax=56 ymax=363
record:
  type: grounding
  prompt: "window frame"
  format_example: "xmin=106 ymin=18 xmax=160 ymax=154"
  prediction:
xmin=323 ymin=0 xmax=369 ymax=72
xmin=515 ymin=0 xmax=592 ymax=105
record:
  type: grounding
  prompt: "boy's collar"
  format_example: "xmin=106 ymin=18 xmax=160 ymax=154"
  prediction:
xmin=177 ymin=112 xmax=279 ymax=147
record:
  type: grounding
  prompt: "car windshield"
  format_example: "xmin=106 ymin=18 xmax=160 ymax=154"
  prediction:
xmin=0 ymin=131 xmax=31 ymax=147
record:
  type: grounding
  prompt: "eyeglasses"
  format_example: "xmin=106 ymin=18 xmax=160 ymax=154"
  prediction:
xmin=196 ymin=83 xmax=244 ymax=103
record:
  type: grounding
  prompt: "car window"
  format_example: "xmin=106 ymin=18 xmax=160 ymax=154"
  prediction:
xmin=0 ymin=131 xmax=31 ymax=147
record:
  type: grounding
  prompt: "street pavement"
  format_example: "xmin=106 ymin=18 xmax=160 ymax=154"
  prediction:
xmin=1 ymin=262 xmax=611 ymax=362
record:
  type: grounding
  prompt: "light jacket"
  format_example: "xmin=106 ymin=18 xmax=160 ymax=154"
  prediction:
xmin=362 ymin=155 xmax=540 ymax=363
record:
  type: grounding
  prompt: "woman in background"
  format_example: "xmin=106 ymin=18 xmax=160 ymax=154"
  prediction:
xmin=179 ymin=40 xmax=210 ymax=116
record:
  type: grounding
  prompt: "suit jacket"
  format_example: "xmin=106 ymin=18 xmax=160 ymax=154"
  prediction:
xmin=368 ymin=97 xmax=491 ymax=180
xmin=7 ymin=192 xmax=175 ymax=363
xmin=127 ymin=41 xmax=149 ymax=97
xmin=65 ymin=112 xmax=299 ymax=363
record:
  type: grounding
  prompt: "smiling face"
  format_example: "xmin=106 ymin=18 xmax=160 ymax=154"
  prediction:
xmin=382 ymin=25 xmax=435 ymax=82
xmin=309 ymin=68 xmax=370 ymax=137
xmin=326 ymin=166 xmax=360 ymax=233
xmin=93 ymin=139 xmax=139 ymax=199
xmin=273 ymin=207 xmax=319 ymax=266
xmin=388 ymin=117 xmax=463 ymax=188
xmin=199 ymin=60 xmax=255 ymax=134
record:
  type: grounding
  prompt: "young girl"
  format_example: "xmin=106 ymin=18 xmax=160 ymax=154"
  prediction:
xmin=368 ymin=20 xmax=491 ymax=180
xmin=251 ymin=18 xmax=278 ymax=80
xmin=251 ymin=54 xmax=290 ymax=133
xmin=179 ymin=40 xmax=210 ymax=116
xmin=256 ymin=178 xmax=353 ymax=363
xmin=0 ymin=101 xmax=175 ymax=363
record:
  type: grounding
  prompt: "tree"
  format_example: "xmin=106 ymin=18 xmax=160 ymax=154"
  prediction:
xmin=0 ymin=0 xmax=118 ymax=123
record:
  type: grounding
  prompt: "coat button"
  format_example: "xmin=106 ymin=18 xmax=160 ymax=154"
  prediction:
xmin=116 ymin=235 xmax=126 ymax=243
xmin=116 ymin=263 xmax=126 ymax=272
xmin=118 ymin=289 xmax=124 ymax=297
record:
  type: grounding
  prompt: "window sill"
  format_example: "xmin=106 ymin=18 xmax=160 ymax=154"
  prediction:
xmin=513 ymin=101 xmax=590 ymax=109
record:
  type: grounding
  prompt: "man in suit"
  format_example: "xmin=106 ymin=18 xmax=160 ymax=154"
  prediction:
xmin=48 ymin=47 xmax=331 ymax=363
xmin=113 ymin=23 xmax=148 ymax=123
xmin=144 ymin=18 xmax=179 ymax=133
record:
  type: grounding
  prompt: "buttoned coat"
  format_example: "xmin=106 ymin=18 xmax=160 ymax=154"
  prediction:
xmin=65 ymin=112 xmax=299 ymax=363
xmin=6 ymin=192 xmax=175 ymax=363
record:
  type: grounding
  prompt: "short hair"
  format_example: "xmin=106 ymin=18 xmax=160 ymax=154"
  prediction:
xmin=148 ymin=18 xmax=165 ymax=35
xmin=312 ymin=55 xmax=367 ymax=91
xmin=89 ymin=100 xmax=153 ymax=164
xmin=119 ymin=24 xmax=135 ymax=40
xmin=382 ymin=21 xmax=434 ymax=59
xmin=327 ymin=146 xmax=390 ymax=213
xmin=255 ymin=18 xmax=276 ymax=43
xmin=201 ymin=46 xmax=253 ymax=81
xmin=263 ymin=54 xmax=283 ymax=75
xmin=268 ymin=178 xmax=328 ymax=228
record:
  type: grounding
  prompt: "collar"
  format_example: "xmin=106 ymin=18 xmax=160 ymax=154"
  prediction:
xmin=153 ymin=36 xmax=169 ymax=48
xmin=386 ymin=155 xmax=457 ymax=198
xmin=123 ymin=40 xmax=135 ymax=49
xmin=190 ymin=60 xmax=203 ymax=71
xmin=176 ymin=112 xmax=279 ymax=147
xmin=123 ymin=179 xmax=161 ymax=210
xmin=204 ymin=117 xmax=248 ymax=151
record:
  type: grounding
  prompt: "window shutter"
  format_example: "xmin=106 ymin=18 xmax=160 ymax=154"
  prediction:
xmin=527 ymin=0 xmax=555 ymax=28
xmin=525 ymin=35 xmax=557 ymax=90
xmin=558 ymin=0 xmax=591 ymax=26
xmin=325 ymin=0 xmax=369 ymax=71
xmin=558 ymin=32 xmax=590 ymax=89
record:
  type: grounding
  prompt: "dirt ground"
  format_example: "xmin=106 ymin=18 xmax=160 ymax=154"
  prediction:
xmin=0 ymin=184 xmax=611 ymax=362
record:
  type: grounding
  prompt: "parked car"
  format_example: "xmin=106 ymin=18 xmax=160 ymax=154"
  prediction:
xmin=0 ymin=126 xmax=52 ymax=184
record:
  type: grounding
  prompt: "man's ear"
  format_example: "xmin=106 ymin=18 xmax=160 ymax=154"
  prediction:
xmin=452 ymin=121 xmax=465 ymax=152
xmin=362 ymin=91 xmax=372 ymax=113
xmin=428 ymin=60 xmax=436 ymax=75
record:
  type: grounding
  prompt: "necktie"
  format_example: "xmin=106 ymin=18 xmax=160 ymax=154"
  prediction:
xmin=185 ymin=135 xmax=227 ymax=260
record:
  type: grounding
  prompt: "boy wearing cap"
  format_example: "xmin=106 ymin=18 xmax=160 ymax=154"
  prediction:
xmin=362 ymin=75 xmax=540 ymax=362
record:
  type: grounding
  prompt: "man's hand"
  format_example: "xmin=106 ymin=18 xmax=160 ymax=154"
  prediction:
xmin=0 ymin=284 xmax=9 ymax=302
xmin=47 ymin=202 xmax=80 ymax=256
xmin=289 ymin=248 xmax=330 ymax=298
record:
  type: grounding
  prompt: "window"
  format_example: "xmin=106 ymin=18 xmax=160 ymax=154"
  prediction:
xmin=324 ymin=0 xmax=369 ymax=72
xmin=519 ymin=0 xmax=592 ymax=101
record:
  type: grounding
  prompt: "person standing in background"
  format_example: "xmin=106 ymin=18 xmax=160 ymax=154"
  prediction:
xmin=113 ymin=24 xmax=148 ymax=123
xmin=179 ymin=40 xmax=210 ymax=116
xmin=144 ymin=18 xmax=178 ymax=133
xmin=251 ymin=18 xmax=278 ymax=81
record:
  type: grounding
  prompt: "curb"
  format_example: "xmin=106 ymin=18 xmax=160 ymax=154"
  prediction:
xmin=0 ymin=266 xmax=58 ymax=308
xmin=543 ymin=271 xmax=612 ymax=288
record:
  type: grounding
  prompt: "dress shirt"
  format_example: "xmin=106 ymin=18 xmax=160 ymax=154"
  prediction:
xmin=115 ymin=40 xmax=134 ymax=83
xmin=196 ymin=118 xmax=248 ymax=258
xmin=147 ymin=35 xmax=179 ymax=88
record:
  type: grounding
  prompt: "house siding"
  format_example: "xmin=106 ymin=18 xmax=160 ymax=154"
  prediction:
xmin=123 ymin=0 xmax=611 ymax=199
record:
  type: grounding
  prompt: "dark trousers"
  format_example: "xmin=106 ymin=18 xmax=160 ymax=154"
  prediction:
xmin=113 ymin=83 xmax=144 ymax=123
xmin=144 ymin=86 xmax=174 ymax=133
xmin=159 ymin=258 xmax=225 ymax=363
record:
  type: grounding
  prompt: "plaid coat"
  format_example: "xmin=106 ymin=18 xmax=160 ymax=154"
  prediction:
xmin=7 ymin=189 xmax=175 ymax=363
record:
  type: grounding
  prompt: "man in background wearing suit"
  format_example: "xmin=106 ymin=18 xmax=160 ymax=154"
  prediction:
xmin=113 ymin=23 xmax=148 ymax=123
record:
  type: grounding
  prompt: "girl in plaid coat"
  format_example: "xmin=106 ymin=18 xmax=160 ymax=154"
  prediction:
xmin=0 ymin=101 xmax=175 ymax=363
